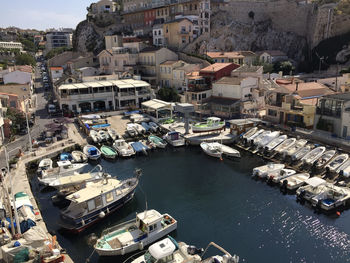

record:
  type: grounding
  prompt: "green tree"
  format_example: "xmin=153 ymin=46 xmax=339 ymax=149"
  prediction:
xmin=157 ymin=87 xmax=180 ymax=102
xmin=20 ymin=38 xmax=37 ymax=52
xmin=15 ymin=53 xmax=36 ymax=66
xmin=273 ymin=61 xmax=294 ymax=75
xmin=5 ymin=108 xmax=26 ymax=135
xmin=263 ymin=63 xmax=274 ymax=73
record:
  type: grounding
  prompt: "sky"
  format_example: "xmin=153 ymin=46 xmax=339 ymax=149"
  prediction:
xmin=0 ymin=0 xmax=96 ymax=31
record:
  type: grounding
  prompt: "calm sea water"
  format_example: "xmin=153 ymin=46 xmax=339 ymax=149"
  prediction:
xmin=30 ymin=146 xmax=350 ymax=263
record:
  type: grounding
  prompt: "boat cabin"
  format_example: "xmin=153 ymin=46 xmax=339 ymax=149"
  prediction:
xmin=136 ymin=210 xmax=163 ymax=234
xmin=63 ymin=179 xmax=123 ymax=218
xmin=114 ymin=139 xmax=126 ymax=147
xmin=228 ymin=119 xmax=255 ymax=136
xmin=206 ymin=117 xmax=221 ymax=126
xmin=148 ymin=238 xmax=177 ymax=261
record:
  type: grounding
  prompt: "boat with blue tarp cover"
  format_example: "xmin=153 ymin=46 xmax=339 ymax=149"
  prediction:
xmin=92 ymin=123 xmax=111 ymax=129
xmin=83 ymin=145 xmax=101 ymax=161
xmin=129 ymin=142 xmax=149 ymax=155
xmin=60 ymin=152 xmax=73 ymax=161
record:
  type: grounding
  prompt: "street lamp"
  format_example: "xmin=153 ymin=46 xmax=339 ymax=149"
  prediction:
xmin=23 ymin=96 xmax=32 ymax=152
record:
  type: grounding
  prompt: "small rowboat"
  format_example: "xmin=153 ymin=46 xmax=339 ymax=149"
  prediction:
xmin=100 ymin=145 xmax=118 ymax=160
xmin=148 ymin=135 xmax=167 ymax=148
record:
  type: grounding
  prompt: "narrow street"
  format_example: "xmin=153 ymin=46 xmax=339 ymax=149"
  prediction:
xmin=0 ymin=62 xmax=53 ymax=168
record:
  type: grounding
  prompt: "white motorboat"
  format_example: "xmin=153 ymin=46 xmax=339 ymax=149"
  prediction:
xmin=325 ymin=153 xmax=349 ymax=172
xmin=257 ymin=131 xmax=280 ymax=148
xmin=337 ymin=160 xmax=350 ymax=177
xmin=252 ymin=130 xmax=271 ymax=146
xmin=129 ymin=237 xmax=240 ymax=263
xmin=283 ymin=139 xmax=308 ymax=157
xmin=42 ymin=165 xmax=107 ymax=189
xmin=264 ymin=135 xmax=287 ymax=152
xmin=242 ymin=127 xmax=258 ymax=139
xmin=148 ymin=122 xmax=160 ymax=133
xmin=291 ymin=145 xmax=312 ymax=161
xmin=89 ymin=130 xmax=100 ymax=143
xmin=311 ymin=184 xmax=350 ymax=211
xmin=163 ymin=131 xmax=186 ymax=147
xmin=94 ymin=210 xmax=177 ymax=256
xmin=200 ymin=142 xmax=222 ymax=158
xmin=315 ymin=150 xmax=336 ymax=168
xmin=83 ymin=145 xmax=102 ymax=161
xmin=71 ymin=151 xmax=88 ymax=163
xmin=59 ymin=170 xmax=141 ymax=233
xmin=39 ymin=160 xmax=88 ymax=181
xmin=296 ymin=177 xmax=327 ymax=202
xmin=134 ymin=123 xmax=146 ymax=134
xmin=301 ymin=146 xmax=326 ymax=165
xmin=98 ymin=130 xmax=110 ymax=142
xmin=280 ymin=173 xmax=310 ymax=190
xmin=107 ymin=128 xmax=119 ymax=141
xmin=247 ymin=129 xmax=264 ymax=143
xmin=148 ymin=135 xmax=167 ymax=148
xmin=37 ymin=158 xmax=53 ymax=174
xmin=126 ymin=123 xmax=138 ymax=137
xmin=192 ymin=117 xmax=225 ymax=133
xmin=130 ymin=114 xmax=150 ymax=123
xmin=210 ymin=142 xmax=240 ymax=158
xmin=267 ymin=168 xmax=296 ymax=184
xmin=113 ymin=139 xmax=136 ymax=157
xmin=252 ymin=163 xmax=285 ymax=179
xmin=273 ymin=138 xmax=296 ymax=154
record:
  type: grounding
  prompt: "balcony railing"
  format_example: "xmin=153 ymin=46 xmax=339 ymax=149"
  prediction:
xmin=179 ymin=30 xmax=189 ymax=34
xmin=119 ymin=92 xmax=136 ymax=97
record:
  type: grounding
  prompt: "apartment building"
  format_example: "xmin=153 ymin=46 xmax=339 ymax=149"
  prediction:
xmin=163 ymin=18 xmax=195 ymax=49
xmin=45 ymin=29 xmax=73 ymax=51
xmin=58 ymin=78 xmax=154 ymax=112
xmin=0 ymin=41 xmax=23 ymax=52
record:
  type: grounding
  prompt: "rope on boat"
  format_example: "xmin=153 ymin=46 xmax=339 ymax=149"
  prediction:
xmin=86 ymin=248 xmax=96 ymax=263
xmin=201 ymin=242 xmax=232 ymax=258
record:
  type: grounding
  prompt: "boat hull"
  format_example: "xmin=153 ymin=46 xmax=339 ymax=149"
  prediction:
xmin=58 ymin=188 xmax=137 ymax=234
xmin=95 ymin=221 xmax=177 ymax=256
xmin=192 ymin=124 xmax=225 ymax=133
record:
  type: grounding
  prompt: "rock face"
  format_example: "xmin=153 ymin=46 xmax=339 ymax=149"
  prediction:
xmin=73 ymin=20 xmax=104 ymax=54
xmin=185 ymin=11 xmax=308 ymax=61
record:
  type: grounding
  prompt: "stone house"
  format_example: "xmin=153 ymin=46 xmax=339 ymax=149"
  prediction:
xmin=257 ymin=50 xmax=288 ymax=64
xmin=49 ymin=67 xmax=64 ymax=81
xmin=91 ymin=0 xmax=117 ymax=14
xmin=206 ymin=51 xmax=257 ymax=65
xmin=163 ymin=18 xmax=195 ymax=49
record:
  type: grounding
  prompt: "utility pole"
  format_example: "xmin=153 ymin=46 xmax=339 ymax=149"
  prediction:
xmin=335 ymin=63 xmax=339 ymax=92
xmin=24 ymin=100 xmax=32 ymax=152
xmin=318 ymin=56 xmax=324 ymax=75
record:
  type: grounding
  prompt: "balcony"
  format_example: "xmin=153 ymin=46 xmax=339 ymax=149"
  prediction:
xmin=179 ymin=30 xmax=189 ymax=34
xmin=119 ymin=91 xmax=136 ymax=97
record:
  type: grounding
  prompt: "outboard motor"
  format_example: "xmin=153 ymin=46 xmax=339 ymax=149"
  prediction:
xmin=187 ymin=245 xmax=204 ymax=255
xmin=280 ymin=179 xmax=288 ymax=194
xmin=325 ymin=167 xmax=331 ymax=179
xmin=339 ymin=170 xmax=344 ymax=177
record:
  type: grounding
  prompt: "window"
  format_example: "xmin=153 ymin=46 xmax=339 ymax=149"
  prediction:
xmin=154 ymin=30 xmax=157 ymax=36
xmin=268 ymin=109 xmax=277 ymax=117
xmin=205 ymin=28 xmax=208 ymax=32
xmin=95 ymin=196 xmax=102 ymax=208
xmin=168 ymin=67 xmax=171 ymax=73
xmin=72 ymin=105 xmax=77 ymax=111
xmin=160 ymin=67 xmax=163 ymax=73
xmin=182 ymin=37 xmax=186 ymax=43
xmin=202 ymin=93 xmax=206 ymax=99
xmin=9 ymin=101 xmax=16 ymax=108
xmin=158 ymin=30 xmax=161 ymax=35
xmin=166 ymin=26 xmax=168 ymax=33
xmin=205 ymin=3 xmax=209 ymax=9
xmin=114 ymin=60 xmax=118 ymax=66
xmin=106 ymin=192 xmax=114 ymax=203
xmin=221 ymin=59 xmax=224 ymax=63
xmin=189 ymin=25 xmax=191 ymax=32
xmin=87 ymin=199 xmax=96 ymax=211
xmin=181 ymin=26 xmax=186 ymax=32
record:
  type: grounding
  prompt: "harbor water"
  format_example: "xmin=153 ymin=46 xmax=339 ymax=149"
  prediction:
xmin=31 ymin=146 xmax=350 ymax=263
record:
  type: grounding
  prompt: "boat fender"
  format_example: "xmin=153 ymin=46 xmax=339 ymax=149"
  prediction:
xmin=99 ymin=211 xmax=105 ymax=218
xmin=106 ymin=207 xmax=110 ymax=214
xmin=121 ymin=247 xmax=125 ymax=255
xmin=81 ymin=219 xmax=85 ymax=226
xmin=138 ymin=242 xmax=144 ymax=250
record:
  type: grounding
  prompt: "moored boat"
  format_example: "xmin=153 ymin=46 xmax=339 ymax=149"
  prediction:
xmin=283 ymin=139 xmax=308 ymax=157
xmin=192 ymin=117 xmax=225 ymax=133
xmin=113 ymin=139 xmax=136 ymax=157
xmin=83 ymin=145 xmax=102 ymax=161
xmin=338 ymin=159 xmax=350 ymax=177
xmin=89 ymin=130 xmax=100 ymax=143
xmin=98 ymin=130 xmax=110 ymax=142
xmin=58 ymin=169 xmax=141 ymax=233
xmin=296 ymin=177 xmax=327 ymax=202
xmin=315 ymin=150 xmax=336 ymax=169
xmin=273 ymin=138 xmax=296 ymax=154
xmin=252 ymin=130 xmax=271 ymax=146
xmin=264 ymin=135 xmax=287 ymax=152
xmin=163 ymin=131 xmax=185 ymax=147
xmin=242 ymin=127 xmax=258 ymax=139
xmin=107 ymin=128 xmax=119 ymax=141
xmin=252 ymin=163 xmax=285 ymax=179
xmin=210 ymin=142 xmax=240 ymax=158
xmin=71 ymin=151 xmax=88 ymax=163
xmin=268 ymin=168 xmax=296 ymax=184
xmin=247 ymin=129 xmax=264 ymax=143
xmin=148 ymin=122 xmax=160 ymax=133
xmin=291 ymin=145 xmax=312 ymax=161
xmin=301 ymin=146 xmax=326 ymax=165
xmin=280 ymin=173 xmax=310 ymax=191
xmin=60 ymin=152 xmax=73 ymax=161
xmin=311 ymin=184 xmax=350 ymax=211
xmin=148 ymin=135 xmax=167 ymax=148
xmin=325 ymin=153 xmax=349 ymax=172
xmin=141 ymin=122 xmax=151 ymax=133
xmin=100 ymin=145 xmax=118 ymax=160
xmin=39 ymin=160 xmax=88 ymax=180
xmin=37 ymin=158 xmax=53 ymax=174
xmin=134 ymin=123 xmax=146 ymax=134
xmin=94 ymin=210 xmax=177 ymax=256
xmin=257 ymin=131 xmax=280 ymax=148
xmin=200 ymin=142 xmax=222 ymax=158
xmin=129 ymin=141 xmax=149 ymax=155
xmin=126 ymin=123 xmax=138 ymax=137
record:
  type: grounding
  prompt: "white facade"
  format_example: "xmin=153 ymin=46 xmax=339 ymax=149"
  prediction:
xmin=3 ymin=70 xmax=32 ymax=85
xmin=199 ymin=0 xmax=210 ymax=34
xmin=77 ymin=67 xmax=99 ymax=77
xmin=152 ymin=25 xmax=164 ymax=46
xmin=50 ymin=67 xmax=64 ymax=80
xmin=212 ymin=77 xmax=258 ymax=101
xmin=58 ymin=79 xmax=154 ymax=112
xmin=0 ymin=41 xmax=23 ymax=52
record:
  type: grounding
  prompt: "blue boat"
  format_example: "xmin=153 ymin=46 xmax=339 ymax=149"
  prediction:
xmin=130 ymin=141 xmax=149 ymax=155
xmin=141 ymin=122 xmax=151 ymax=132
xmin=91 ymin=123 xmax=111 ymax=129
xmin=83 ymin=145 xmax=101 ymax=161
xmin=124 ymin=110 xmax=140 ymax=117
xmin=60 ymin=152 xmax=73 ymax=161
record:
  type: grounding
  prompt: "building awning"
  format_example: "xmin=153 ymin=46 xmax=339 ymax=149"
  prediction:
xmin=58 ymin=84 xmax=77 ymax=90
xmin=142 ymin=99 xmax=172 ymax=110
